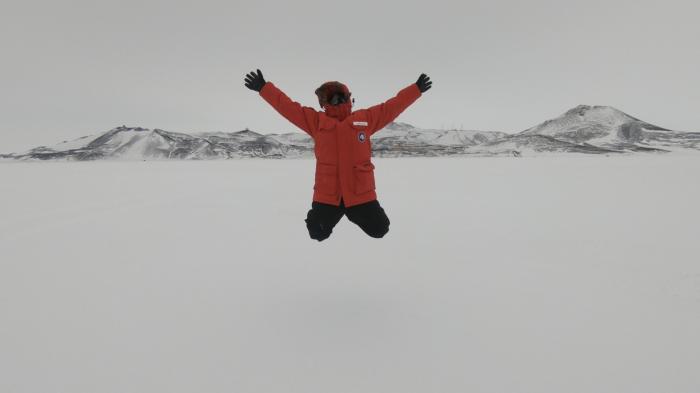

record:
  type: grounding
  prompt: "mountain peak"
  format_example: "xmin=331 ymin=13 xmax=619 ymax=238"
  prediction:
xmin=234 ymin=129 xmax=263 ymax=137
xmin=565 ymin=104 xmax=596 ymax=116
xmin=113 ymin=125 xmax=149 ymax=132
xmin=563 ymin=105 xmax=632 ymax=119
xmin=385 ymin=122 xmax=417 ymax=131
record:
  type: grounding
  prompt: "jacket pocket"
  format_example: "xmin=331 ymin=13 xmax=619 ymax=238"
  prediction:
xmin=314 ymin=163 xmax=338 ymax=195
xmin=353 ymin=161 xmax=376 ymax=194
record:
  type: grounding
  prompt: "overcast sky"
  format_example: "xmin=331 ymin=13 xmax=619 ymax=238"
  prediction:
xmin=1 ymin=0 xmax=699 ymax=153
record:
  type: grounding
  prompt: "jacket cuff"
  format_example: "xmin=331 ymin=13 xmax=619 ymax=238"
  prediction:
xmin=406 ymin=83 xmax=422 ymax=98
xmin=259 ymin=82 xmax=274 ymax=97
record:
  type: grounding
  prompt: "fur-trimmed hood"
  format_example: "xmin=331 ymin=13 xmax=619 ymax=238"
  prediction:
xmin=314 ymin=81 xmax=351 ymax=107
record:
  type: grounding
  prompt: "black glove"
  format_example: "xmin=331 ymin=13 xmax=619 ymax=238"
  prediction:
xmin=244 ymin=69 xmax=267 ymax=92
xmin=416 ymin=73 xmax=432 ymax=93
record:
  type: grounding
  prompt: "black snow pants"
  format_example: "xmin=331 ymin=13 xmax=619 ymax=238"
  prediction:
xmin=305 ymin=198 xmax=390 ymax=241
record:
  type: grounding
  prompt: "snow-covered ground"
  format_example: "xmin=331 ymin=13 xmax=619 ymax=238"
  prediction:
xmin=1 ymin=156 xmax=699 ymax=393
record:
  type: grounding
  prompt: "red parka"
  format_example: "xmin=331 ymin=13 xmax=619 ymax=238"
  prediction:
xmin=259 ymin=82 xmax=422 ymax=207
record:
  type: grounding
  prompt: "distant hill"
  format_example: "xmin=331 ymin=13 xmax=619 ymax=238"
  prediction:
xmin=518 ymin=105 xmax=700 ymax=152
xmin=2 ymin=107 xmax=699 ymax=160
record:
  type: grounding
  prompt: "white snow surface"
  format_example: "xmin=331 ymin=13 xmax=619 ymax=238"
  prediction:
xmin=1 ymin=156 xmax=699 ymax=393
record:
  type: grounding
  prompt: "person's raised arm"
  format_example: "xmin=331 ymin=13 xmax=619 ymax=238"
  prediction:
xmin=366 ymin=73 xmax=432 ymax=136
xmin=244 ymin=69 xmax=319 ymax=136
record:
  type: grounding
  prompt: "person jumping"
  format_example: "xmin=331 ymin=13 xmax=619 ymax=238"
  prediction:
xmin=244 ymin=69 xmax=432 ymax=241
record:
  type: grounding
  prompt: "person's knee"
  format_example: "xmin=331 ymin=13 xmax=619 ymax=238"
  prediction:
xmin=346 ymin=203 xmax=390 ymax=239
xmin=310 ymin=230 xmax=331 ymax=241
xmin=305 ymin=216 xmax=332 ymax=241
xmin=365 ymin=222 xmax=389 ymax=238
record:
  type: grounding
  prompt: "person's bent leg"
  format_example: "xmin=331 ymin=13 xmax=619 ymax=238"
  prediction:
xmin=345 ymin=200 xmax=390 ymax=238
xmin=304 ymin=201 xmax=345 ymax=241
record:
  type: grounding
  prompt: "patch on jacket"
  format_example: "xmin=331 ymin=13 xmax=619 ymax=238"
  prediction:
xmin=353 ymin=121 xmax=368 ymax=127
xmin=358 ymin=131 xmax=366 ymax=142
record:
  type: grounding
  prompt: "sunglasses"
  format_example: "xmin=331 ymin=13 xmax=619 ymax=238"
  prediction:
xmin=328 ymin=92 xmax=349 ymax=106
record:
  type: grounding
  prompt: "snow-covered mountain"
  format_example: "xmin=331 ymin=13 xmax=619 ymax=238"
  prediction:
xmin=466 ymin=134 xmax=619 ymax=157
xmin=4 ymin=126 xmax=314 ymax=161
xmin=518 ymin=105 xmax=700 ymax=152
xmin=2 ymin=107 xmax=698 ymax=160
xmin=372 ymin=122 xmax=508 ymax=157
xmin=1 ymin=123 xmax=507 ymax=161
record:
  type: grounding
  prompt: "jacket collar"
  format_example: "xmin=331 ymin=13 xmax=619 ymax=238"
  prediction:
xmin=322 ymin=102 xmax=352 ymax=121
